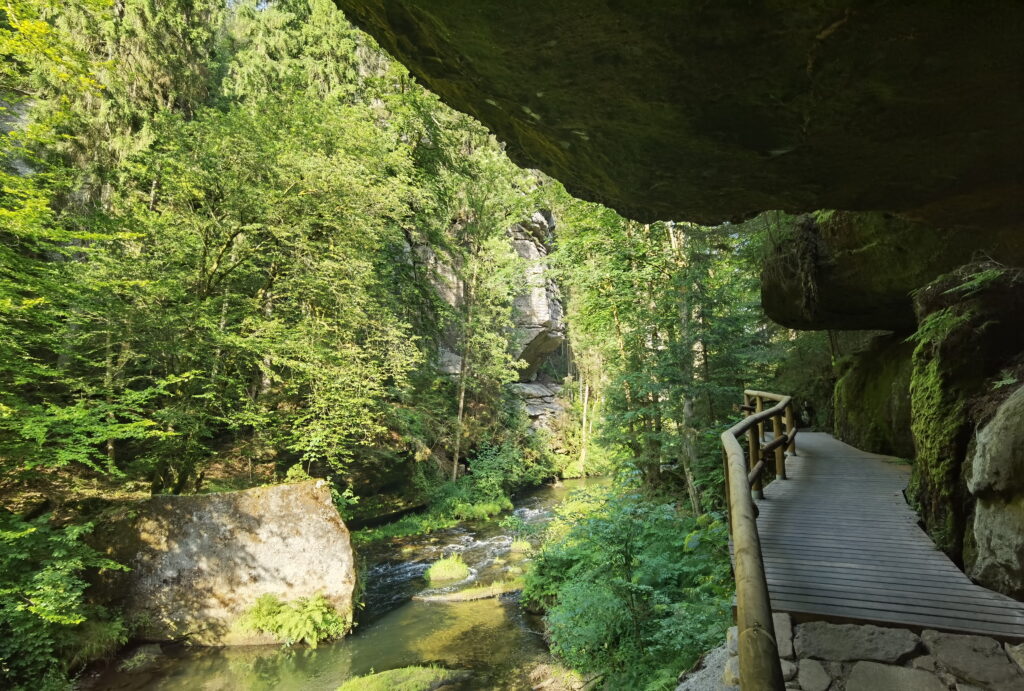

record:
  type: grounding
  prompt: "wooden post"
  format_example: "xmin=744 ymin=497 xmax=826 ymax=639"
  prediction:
xmin=722 ymin=446 xmax=733 ymax=537
xmin=724 ymin=435 xmax=785 ymax=691
xmin=771 ymin=413 xmax=786 ymax=480
xmin=747 ymin=424 xmax=763 ymax=500
xmin=755 ymin=395 xmax=765 ymax=442
xmin=785 ymin=402 xmax=797 ymax=456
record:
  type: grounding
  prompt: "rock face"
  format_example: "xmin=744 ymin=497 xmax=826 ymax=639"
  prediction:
xmin=337 ymin=2 xmax=1023 ymax=228
xmin=95 ymin=480 xmax=355 ymax=645
xmin=968 ymin=385 xmax=1024 ymax=598
xmin=760 ymin=212 xmax=1024 ymax=332
xmin=832 ymin=333 xmax=915 ymax=457
xmin=909 ymin=264 xmax=1024 ymax=563
xmin=508 ymin=210 xmax=565 ymax=380
xmin=510 ymin=381 xmax=565 ymax=431
xmin=417 ymin=211 xmax=564 ymax=382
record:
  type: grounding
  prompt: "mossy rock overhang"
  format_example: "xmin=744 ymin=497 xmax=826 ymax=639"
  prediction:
xmin=760 ymin=211 xmax=1024 ymax=332
xmin=336 ymin=1 xmax=1023 ymax=226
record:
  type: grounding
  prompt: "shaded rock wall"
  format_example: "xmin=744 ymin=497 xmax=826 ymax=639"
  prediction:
xmin=337 ymin=1 xmax=1024 ymax=227
xmin=94 ymin=481 xmax=355 ymax=645
xmin=832 ymin=334 xmax=914 ymax=458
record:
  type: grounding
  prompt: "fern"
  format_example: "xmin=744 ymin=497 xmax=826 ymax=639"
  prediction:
xmin=239 ymin=594 xmax=349 ymax=648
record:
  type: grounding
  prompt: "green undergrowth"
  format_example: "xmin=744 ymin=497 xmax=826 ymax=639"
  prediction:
xmin=524 ymin=485 xmax=732 ymax=690
xmin=425 ymin=554 xmax=470 ymax=583
xmin=239 ymin=594 xmax=350 ymax=649
xmin=0 ymin=512 xmax=128 ymax=690
xmin=354 ymin=441 xmax=551 ymax=546
xmin=337 ymin=665 xmax=465 ymax=691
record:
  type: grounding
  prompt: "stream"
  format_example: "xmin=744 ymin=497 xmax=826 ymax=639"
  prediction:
xmin=89 ymin=478 xmax=598 ymax=691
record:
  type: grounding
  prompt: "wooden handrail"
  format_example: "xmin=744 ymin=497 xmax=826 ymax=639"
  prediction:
xmin=721 ymin=390 xmax=799 ymax=690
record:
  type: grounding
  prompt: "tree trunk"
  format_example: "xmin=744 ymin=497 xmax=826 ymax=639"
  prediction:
xmin=452 ymin=260 xmax=478 ymax=481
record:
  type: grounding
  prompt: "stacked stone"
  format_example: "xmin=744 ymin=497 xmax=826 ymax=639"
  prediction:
xmin=677 ymin=616 xmax=1024 ymax=691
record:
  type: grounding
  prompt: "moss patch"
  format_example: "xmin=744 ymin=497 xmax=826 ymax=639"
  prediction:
xmin=414 ymin=578 xmax=523 ymax=603
xmin=337 ymin=666 xmax=467 ymax=691
xmin=833 ymin=334 xmax=914 ymax=457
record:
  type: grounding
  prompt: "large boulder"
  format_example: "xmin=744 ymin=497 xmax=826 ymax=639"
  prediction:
xmin=94 ymin=480 xmax=355 ymax=645
xmin=337 ymin=1 xmax=1023 ymax=228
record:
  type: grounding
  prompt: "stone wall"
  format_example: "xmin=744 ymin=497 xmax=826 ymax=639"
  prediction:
xmin=94 ymin=480 xmax=355 ymax=645
xmin=679 ymin=616 xmax=1024 ymax=691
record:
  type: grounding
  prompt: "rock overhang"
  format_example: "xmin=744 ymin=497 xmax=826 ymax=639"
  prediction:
xmin=335 ymin=1 xmax=1023 ymax=228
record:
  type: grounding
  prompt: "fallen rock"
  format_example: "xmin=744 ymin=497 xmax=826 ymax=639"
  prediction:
xmin=846 ymin=661 xmax=946 ymax=691
xmin=795 ymin=622 xmax=920 ymax=663
xmin=94 ymin=480 xmax=355 ymax=645
xmin=779 ymin=659 xmax=797 ymax=681
xmin=921 ymin=630 xmax=1024 ymax=686
xmin=797 ymin=658 xmax=831 ymax=691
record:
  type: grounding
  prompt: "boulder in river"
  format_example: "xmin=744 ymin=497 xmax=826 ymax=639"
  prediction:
xmin=94 ymin=480 xmax=355 ymax=645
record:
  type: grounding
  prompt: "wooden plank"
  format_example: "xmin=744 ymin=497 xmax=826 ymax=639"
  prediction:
xmin=771 ymin=597 xmax=1024 ymax=639
xmin=727 ymin=430 xmax=1024 ymax=643
xmin=766 ymin=582 xmax=1024 ymax=622
xmin=762 ymin=568 xmax=1013 ymax=601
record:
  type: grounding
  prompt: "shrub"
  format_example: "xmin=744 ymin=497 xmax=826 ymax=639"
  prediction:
xmin=239 ymin=594 xmax=350 ymax=648
xmin=0 ymin=512 xmax=126 ymax=690
xmin=523 ymin=488 xmax=732 ymax=689
xmin=424 ymin=554 xmax=470 ymax=583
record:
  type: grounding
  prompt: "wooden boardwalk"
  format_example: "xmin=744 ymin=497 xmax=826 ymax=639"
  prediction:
xmin=756 ymin=432 xmax=1024 ymax=640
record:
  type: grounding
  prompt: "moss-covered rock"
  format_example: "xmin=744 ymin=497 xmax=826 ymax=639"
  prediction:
xmin=833 ymin=334 xmax=914 ymax=458
xmin=337 ymin=1 xmax=1023 ymax=227
xmin=907 ymin=264 xmax=1024 ymax=562
xmin=761 ymin=212 xmax=1024 ymax=332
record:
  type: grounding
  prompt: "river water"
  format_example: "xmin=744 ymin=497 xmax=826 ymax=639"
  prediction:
xmin=89 ymin=479 xmax=596 ymax=690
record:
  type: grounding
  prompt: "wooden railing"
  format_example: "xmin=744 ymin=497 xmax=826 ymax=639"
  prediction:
xmin=720 ymin=390 xmax=798 ymax=691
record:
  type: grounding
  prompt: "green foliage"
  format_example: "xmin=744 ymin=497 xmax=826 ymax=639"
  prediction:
xmin=509 ymin=539 xmax=532 ymax=553
xmin=0 ymin=512 xmax=126 ymax=689
xmin=239 ymin=593 xmax=350 ymax=649
xmin=524 ymin=488 xmax=732 ymax=689
xmin=337 ymin=665 xmax=462 ymax=691
xmin=424 ymin=554 xmax=470 ymax=584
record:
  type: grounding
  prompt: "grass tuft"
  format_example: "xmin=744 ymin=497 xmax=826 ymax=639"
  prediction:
xmin=424 ymin=554 xmax=470 ymax=583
